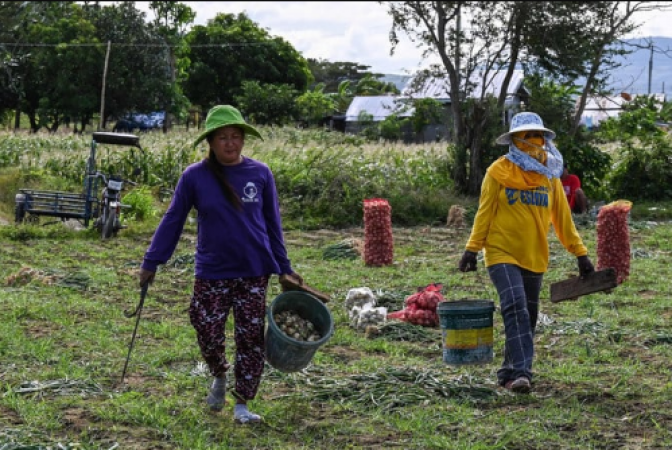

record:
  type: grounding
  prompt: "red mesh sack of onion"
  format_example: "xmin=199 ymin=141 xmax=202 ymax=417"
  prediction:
xmin=387 ymin=283 xmax=444 ymax=327
xmin=596 ymin=200 xmax=632 ymax=285
xmin=363 ymin=198 xmax=394 ymax=266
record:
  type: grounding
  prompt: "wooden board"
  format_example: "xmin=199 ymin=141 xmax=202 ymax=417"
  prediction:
xmin=279 ymin=275 xmax=331 ymax=303
xmin=550 ymin=268 xmax=618 ymax=303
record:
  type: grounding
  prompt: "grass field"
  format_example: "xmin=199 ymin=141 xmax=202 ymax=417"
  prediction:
xmin=1 ymin=211 xmax=671 ymax=449
xmin=0 ymin=129 xmax=671 ymax=449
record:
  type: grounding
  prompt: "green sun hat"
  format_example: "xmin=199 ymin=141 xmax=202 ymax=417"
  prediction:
xmin=193 ymin=105 xmax=263 ymax=147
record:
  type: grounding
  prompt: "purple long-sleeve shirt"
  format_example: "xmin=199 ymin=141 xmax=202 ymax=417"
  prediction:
xmin=141 ymin=157 xmax=294 ymax=279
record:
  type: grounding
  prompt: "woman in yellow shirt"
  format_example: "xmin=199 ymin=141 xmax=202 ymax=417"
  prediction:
xmin=458 ymin=112 xmax=595 ymax=393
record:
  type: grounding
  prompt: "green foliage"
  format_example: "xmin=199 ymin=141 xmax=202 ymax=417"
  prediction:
xmin=379 ymin=114 xmax=406 ymax=142
xmin=234 ymin=81 xmax=300 ymax=126
xmin=597 ymin=96 xmax=666 ymax=141
xmin=1 ymin=221 xmax=77 ymax=241
xmin=597 ymin=97 xmax=672 ymax=201
xmin=356 ymin=110 xmax=379 ymax=141
xmin=307 ymin=58 xmax=378 ymax=92
xmin=122 ymin=185 xmax=157 ymax=221
xmin=264 ymin=143 xmax=454 ymax=228
xmin=184 ymin=12 xmax=311 ymax=110
xmin=461 ymin=97 xmax=505 ymax=171
xmin=559 ymin=129 xmax=612 ymax=201
xmin=1 ymin=130 xmax=462 ymax=230
xmin=295 ymin=86 xmax=336 ymax=126
xmin=607 ymin=136 xmax=672 ymax=201
xmin=410 ymin=98 xmax=443 ymax=135
xmin=327 ymin=79 xmax=355 ymax=115
xmin=13 ymin=2 xmax=102 ymax=131
xmin=524 ymin=74 xmax=611 ymax=199
xmin=8 ymin=126 xmax=672 ymax=232
xmin=353 ymin=74 xmax=400 ymax=96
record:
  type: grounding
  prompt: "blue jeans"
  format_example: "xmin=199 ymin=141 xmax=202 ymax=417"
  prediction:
xmin=487 ymin=264 xmax=543 ymax=386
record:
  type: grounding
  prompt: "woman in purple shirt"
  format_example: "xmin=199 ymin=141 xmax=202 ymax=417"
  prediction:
xmin=138 ymin=105 xmax=302 ymax=424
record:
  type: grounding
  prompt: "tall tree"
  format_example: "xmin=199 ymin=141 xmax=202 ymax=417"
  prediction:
xmin=14 ymin=1 xmax=102 ymax=132
xmin=520 ymin=2 xmax=669 ymax=136
xmin=183 ymin=12 xmax=311 ymax=113
xmin=148 ymin=1 xmax=195 ymax=131
xmin=383 ymin=1 xmax=668 ymax=195
xmin=385 ymin=1 xmax=522 ymax=194
xmin=0 ymin=1 xmax=29 ymax=125
xmin=83 ymin=1 xmax=170 ymax=127
xmin=564 ymin=2 xmax=668 ymax=135
xmin=307 ymin=58 xmax=379 ymax=92
xmin=0 ymin=1 xmax=78 ymax=129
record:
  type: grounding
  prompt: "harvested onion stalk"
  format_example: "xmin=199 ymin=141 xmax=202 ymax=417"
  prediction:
xmin=273 ymin=310 xmax=322 ymax=342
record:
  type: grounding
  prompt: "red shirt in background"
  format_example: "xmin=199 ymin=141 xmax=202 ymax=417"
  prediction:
xmin=562 ymin=174 xmax=581 ymax=209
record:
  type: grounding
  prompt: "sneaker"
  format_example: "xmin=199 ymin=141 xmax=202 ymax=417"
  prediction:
xmin=504 ymin=377 xmax=531 ymax=393
xmin=234 ymin=405 xmax=262 ymax=424
xmin=206 ymin=377 xmax=227 ymax=411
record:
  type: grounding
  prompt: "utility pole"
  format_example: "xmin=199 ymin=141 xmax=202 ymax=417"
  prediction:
xmin=636 ymin=37 xmax=672 ymax=96
xmin=99 ymin=41 xmax=111 ymax=131
xmin=648 ymin=43 xmax=653 ymax=95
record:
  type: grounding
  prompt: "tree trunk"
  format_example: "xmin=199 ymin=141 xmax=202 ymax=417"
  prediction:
xmin=49 ymin=119 xmax=60 ymax=133
xmin=467 ymin=131 xmax=485 ymax=196
xmin=28 ymin=113 xmax=39 ymax=133
xmin=163 ymin=50 xmax=177 ymax=134
xmin=571 ymin=49 xmax=604 ymax=137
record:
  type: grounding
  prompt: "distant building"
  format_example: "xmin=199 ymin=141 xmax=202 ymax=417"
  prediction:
xmin=579 ymin=93 xmax=666 ymax=129
xmin=345 ymin=69 xmax=529 ymax=142
xmin=344 ymin=95 xmax=417 ymax=142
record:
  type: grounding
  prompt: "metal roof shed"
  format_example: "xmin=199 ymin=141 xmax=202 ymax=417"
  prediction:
xmin=401 ymin=69 xmax=527 ymax=102
xmin=345 ymin=96 xmax=414 ymax=122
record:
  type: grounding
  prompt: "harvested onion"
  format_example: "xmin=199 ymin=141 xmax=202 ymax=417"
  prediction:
xmin=273 ymin=310 xmax=321 ymax=342
xmin=596 ymin=200 xmax=631 ymax=285
xmin=363 ymin=198 xmax=394 ymax=266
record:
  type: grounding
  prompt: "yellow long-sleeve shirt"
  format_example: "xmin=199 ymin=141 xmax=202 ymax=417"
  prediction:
xmin=465 ymin=159 xmax=588 ymax=273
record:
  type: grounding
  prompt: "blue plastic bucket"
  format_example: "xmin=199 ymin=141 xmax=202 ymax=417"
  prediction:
xmin=265 ymin=291 xmax=334 ymax=372
xmin=437 ymin=300 xmax=495 ymax=365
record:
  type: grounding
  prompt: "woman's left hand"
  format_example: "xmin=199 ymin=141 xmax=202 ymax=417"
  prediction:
xmin=577 ymin=255 xmax=595 ymax=278
xmin=279 ymin=272 xmax=303 ymax=286
xmin=289 ymin=272 xmax=303 ymax=285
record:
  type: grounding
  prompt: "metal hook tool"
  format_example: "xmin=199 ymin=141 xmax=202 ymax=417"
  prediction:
xmin=120 ymin=282 xmax=149 ymax=384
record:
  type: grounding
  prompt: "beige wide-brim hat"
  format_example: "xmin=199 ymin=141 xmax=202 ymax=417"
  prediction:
xmin=496 ymin=111 xmax=556 ymax=145
xmin=193 ymin=105 xmax=263 ymax=147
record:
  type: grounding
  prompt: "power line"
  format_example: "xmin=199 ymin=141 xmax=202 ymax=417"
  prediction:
xmin=0 ymin=42 xmax=274 ymax=48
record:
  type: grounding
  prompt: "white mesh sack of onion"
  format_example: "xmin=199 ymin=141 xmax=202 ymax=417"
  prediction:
xmin=596 ymin=200 xmax=632 ymax=285
xmin=363 ymin=198 xmax=394 ymax=267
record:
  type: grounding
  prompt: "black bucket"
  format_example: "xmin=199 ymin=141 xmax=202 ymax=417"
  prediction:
xmin=265 ymin=291 xmax=334 ymax=372
xmin=437 ymin=300 xmax=495 ymax=365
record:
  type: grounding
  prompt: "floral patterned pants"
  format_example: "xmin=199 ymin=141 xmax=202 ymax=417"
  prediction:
xmin=189 ymin=276 xmax=269 ymax=401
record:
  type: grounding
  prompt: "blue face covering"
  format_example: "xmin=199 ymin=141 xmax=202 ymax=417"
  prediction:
xmin=504 ymin=139 xmax=564 ymax=180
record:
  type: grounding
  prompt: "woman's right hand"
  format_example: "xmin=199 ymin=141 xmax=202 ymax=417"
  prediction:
xmin=138 ymin=268 xmax=156 ymax=287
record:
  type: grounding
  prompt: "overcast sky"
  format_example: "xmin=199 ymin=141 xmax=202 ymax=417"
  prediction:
xmin=135 ymin=1 xmax=672 ymax=75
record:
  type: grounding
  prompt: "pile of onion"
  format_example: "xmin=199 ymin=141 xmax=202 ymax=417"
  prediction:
xmin=274 ymin=310 xmax=322 ymax=342
xmin=363 ymin=198 xmax=394 ymax=266
xmin=596 ymin=200 xmax=632 ymax=285
xmin=387 ymin=283 xmax=444 ymax=327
